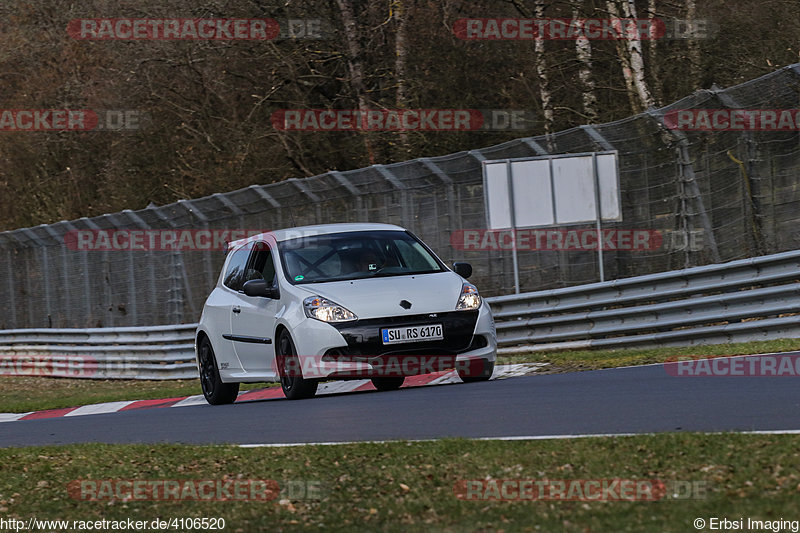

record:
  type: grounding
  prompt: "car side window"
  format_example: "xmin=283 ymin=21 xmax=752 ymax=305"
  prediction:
xmin=223 ymin=247 xmax=251 ymax=291
xmin=248 ymin=242 xmax=277 ymax=287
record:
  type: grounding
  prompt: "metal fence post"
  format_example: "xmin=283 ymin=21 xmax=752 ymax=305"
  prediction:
xmin=419 ymin=158 xmax=457 ymax=256
xmin=2 ymin=239 xmax=16 ymax=328
xmin=523 ymin=138 xmax=550 ymax=156
xmin=374 ymin=165 xmax=411 ymax=228
xmin=287 ymin=178 xmax=322 ymax=224
xmin=121 ymin=210 xmax=158 ymax=325
xmin=42 ymin=224 xmax=70 ymax=327
xmin=582 ymin=126 xmax=617 ymax=282
xmin=151 ymin=209 xmax=184 ymax=324
xmin=646 ymin=108 xmax=721 ymax=264
xmin=20 ymin=229 xmax=51 ymax=327
xmin=76 ymin=217 xmax=113 ymax=326
xmin=329 ymin=171 xmax=363 ymax=223
xmin=60 ymin=220 xmax=88 ymax=327
xmin=710 ymin=85 xmax=765 ymax=256
xmin=106 ymin=213 xmax=137 ymax=325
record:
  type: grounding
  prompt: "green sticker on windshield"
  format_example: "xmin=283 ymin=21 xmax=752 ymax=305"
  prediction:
xmin=294 ymin=275 xmax=304 ymax=281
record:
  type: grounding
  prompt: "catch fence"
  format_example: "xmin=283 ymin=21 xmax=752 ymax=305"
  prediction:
xmin=3 ymin=64 xmax=800 ymax=328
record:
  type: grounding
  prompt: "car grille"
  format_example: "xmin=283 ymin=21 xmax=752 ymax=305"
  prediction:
xmin=327 ymin=310 xmax=479 ymax=358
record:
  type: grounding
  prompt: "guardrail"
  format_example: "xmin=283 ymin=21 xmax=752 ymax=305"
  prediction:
xmin=490 ymin=249 xmax=800 ymax=353
xmin=0 ymin=324 xmax=197 ymax=380
xmin=2 ymin=249 xmax=800 ymax=378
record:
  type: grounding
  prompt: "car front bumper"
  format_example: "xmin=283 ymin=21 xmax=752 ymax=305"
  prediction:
xmin=287 ymin=303 xmax=497 ymax=379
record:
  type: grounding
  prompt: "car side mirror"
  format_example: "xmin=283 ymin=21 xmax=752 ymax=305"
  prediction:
xmin=243 ymin=279 xmax=280 ymax=299
xmin=453 ymin=262 xmax=472 ymax=279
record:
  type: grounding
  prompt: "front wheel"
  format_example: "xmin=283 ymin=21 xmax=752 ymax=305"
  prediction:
xmin=198 ymin=337 xmax=239 ymax=405
xmin=457 ymin=359 xmax=495 ymax=383
xmin=371 ymin=376 xmax=405 ymax=391
xmin=276 ymin=330 xmax=318 ymax=400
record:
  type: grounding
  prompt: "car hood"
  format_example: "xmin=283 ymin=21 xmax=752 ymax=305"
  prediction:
xmin=295 ymin=272 xmax=466 ymax=319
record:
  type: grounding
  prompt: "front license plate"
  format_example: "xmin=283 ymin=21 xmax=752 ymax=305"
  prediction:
xmin=381 ymin=324 xmax=443 ymax=344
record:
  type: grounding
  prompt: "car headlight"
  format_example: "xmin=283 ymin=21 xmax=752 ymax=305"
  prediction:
xmin=303 ymin=296 xmax=357 ymax=322
xmin=456 ymin=283 xmax=482 ymax=310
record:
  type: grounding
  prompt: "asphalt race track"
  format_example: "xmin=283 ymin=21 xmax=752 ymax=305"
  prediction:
xmin=2 ymin=357 xmax=799 ymax=447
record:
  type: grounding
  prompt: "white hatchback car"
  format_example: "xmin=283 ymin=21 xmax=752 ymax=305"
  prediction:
xmin=195 ymin=223 xmax=497 ymax=403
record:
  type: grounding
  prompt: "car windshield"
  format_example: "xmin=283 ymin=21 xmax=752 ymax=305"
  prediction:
xmin=278 ymin=230 xmax=445 ymax=284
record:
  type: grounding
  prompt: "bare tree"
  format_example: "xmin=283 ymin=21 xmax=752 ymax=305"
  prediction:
xmin=393 ymin=0 xmax=412 ymax=157
xmin=534 ymin=0 xmax=555 ymax=134
xmin=646 ymin=0 xmax=662 ymax=103
xmin=572 ymin=0 xmax=599 ymax=122
xmin=506 ymin=0 xmax=554 ymax=133
xmin=685 ymin=0 xmax=701 ymax=87
xmin=607 ymin=0 xmax=655 ymax=112
xmin=335 ymin=0 xmax=376 ymax=163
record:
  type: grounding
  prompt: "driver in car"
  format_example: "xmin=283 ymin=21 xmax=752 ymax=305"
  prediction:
xmin=356 ymin=248 xmax=381 ymax=272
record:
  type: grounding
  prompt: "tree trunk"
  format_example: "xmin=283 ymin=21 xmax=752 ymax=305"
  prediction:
xmin=335 ymin=0 xmax=376 ymax=163
xmin=394 ymin=0 xmax=411 ymax=157
xmin=534 ymin=0 xmax=554 ymax=134
xmin=647 ymin=0 xmax=662 ymax=102
xmin=607 ymin=0 xmax=655 ymax=112
xmin=573 ymin=0 xmax=599 ymax=122
xmin=685 ymin=0 xmax=701 ymax=87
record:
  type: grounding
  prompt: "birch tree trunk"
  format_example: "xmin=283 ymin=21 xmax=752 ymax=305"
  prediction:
xmin=572 ymin=0 xmax=599 ymax=122
xmin=534 ymin=0 xmax=554 ymax=134
xmin=335 ymin=0 xmax=376 ymax=163
xmin=607 ymin=0 xmax=656 ymax=112
xmin=685 ymin=0 xmax=701 ymax=86
xmin=394 ymin=0 xmax=411 ymax=157
xmin=647 ymin=0 xmax=662 ymax=102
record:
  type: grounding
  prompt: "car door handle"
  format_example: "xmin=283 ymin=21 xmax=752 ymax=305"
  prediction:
xmin=232 ymin=307 xmax=241 ymax=314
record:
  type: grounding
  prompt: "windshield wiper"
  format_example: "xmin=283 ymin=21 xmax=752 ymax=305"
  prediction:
xmin=370 ymin=269 xmax=441 ymax=278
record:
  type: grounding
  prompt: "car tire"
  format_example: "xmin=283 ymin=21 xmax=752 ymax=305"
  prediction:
xmin=277 ymin=330 xmax=318 ymax=400
xmin=198 ymin=337 xmax=240 ymax=405
xmin=457 ymin=359 xmax=495 ymax=383
xmin=371 ymin=376 xmax=405 ymax=391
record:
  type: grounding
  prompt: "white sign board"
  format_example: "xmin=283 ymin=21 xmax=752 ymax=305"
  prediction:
xmin=484 ymin=152 xmax=620 ymax=230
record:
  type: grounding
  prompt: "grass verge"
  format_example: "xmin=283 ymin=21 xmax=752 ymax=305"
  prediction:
xmin=0 ymin=433 xmax=798 ymax=532
xmin=500 ymin=337 xmax=800 ymax=373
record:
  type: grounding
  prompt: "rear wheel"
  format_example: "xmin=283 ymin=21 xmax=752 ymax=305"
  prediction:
xmin=198 ymin=337 xmax=239 ymax=405
xmin=371 ymin=376 xmax=405 ymax=391
xmin=276 ymin=330 xmax=318 ymax=400
xmin=457 ymin=359 xmax=495 ymax=383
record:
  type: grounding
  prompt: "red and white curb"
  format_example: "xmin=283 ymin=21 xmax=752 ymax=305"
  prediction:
xmin=0 ymin=363 xmax=546 ymax=423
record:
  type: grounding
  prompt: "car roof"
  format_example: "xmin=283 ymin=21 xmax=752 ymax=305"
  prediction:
xmin=228 ymin=223 xmax=406 ymax=249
